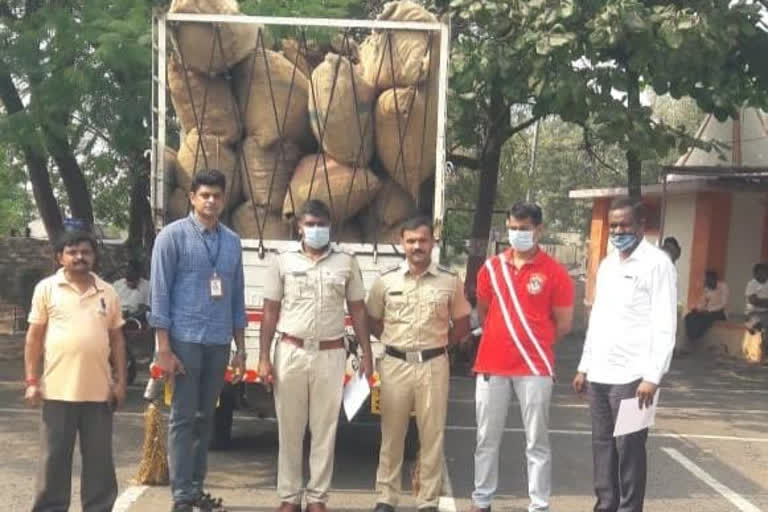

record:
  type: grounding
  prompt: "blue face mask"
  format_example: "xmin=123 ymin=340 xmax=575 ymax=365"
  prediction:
xmin=508 ymin=229 xmax=535 ymax=252
xmin=610 ymin=232 xmax=638 ymax=252
xmin=303 ymin=226 xmax=330 ymax=249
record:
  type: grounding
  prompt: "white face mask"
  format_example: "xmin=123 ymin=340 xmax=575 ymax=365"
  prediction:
xmin=508 ymin=229 xmax=535 ymax=252
xmin=303 ymin=226 xmax=330 ymax=249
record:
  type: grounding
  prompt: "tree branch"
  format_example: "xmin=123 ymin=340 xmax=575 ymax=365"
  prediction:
xmin=448 ymin=154 xmax=481 ymax=170
xmin=508 ymin=114 xmax=540 ymax=137
xmin=581 ymin=125 xmax=621 ymax=177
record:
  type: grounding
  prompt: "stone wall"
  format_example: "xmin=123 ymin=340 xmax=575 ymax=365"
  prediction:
xmin=0 ymin=237 xmax=139 ymax=318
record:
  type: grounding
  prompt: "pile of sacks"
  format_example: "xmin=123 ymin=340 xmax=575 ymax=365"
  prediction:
xmin=165 ymin=0 xmax=440 ymax=243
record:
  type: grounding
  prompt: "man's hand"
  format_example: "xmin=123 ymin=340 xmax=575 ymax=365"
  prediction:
xmin=636 ymin=380 xmax=658 ymax=409
xmin=360 ymin=351 xmax=374 ymax=380
xmin=572 ymin=372 xmax=587 ymax=397
xmin=24 ymin=384 xmax=42 ymax=407
xmin=156 ymin=348 xmax=185 ymax=376
xmin=258 ymin=359 xmax=274 ymax=391
xmin=230 ymin=351 xmax=246 ymax=385
xmin=110 ymin=381 xmax=127 ymax=411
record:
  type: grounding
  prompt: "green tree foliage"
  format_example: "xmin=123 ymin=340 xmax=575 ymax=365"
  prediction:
xmin=0 ymin=146 xmax=33 ymax=235
xmin=446 ymin=0 xmax=768 ymax=294
xmin=0 ymin=1 xmax=153 ymax=241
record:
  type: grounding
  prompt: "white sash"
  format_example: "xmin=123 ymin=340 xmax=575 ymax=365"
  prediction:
xmin=484 ymin=258 xmax=539 ymax=375
xmin=498 ymin=258 xmax=554 ymax=376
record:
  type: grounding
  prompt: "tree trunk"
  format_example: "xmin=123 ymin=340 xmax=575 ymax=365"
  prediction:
xmin=464 ymin=81 xmax=508 ymax=300
xmin=126 ymin=155 xmax=154 ymax=252
xmin=0 ymin=68 xmax=64 ymax=239
xmin=42 ymin=126 xmax=94 ymax=224
xmin=626 ymin=70 xmax=642 ymax=199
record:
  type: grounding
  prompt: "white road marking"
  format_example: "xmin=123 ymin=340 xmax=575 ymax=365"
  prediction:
xmin=113 ymin=485 xmax=149 ymax=512
xmin=662 ymin=447 xmax=763 ymax=512
xmin=439 ymin=457 xmax=457 ymax=512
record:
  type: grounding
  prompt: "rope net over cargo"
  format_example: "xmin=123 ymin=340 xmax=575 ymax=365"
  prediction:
xmin=156 ymin=4 xmax=444 ymax=251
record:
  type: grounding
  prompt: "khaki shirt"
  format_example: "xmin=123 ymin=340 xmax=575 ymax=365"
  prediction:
xmin=367 ymin=261 xmax=471 ymax=350
xmin=27 ymin=269 xmax=124 ymax=402
xmin=263 ymin=243 xmax=365 ymax=341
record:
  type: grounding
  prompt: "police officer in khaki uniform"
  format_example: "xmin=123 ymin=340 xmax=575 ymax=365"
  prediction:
xmin=367 ymin=215 xmax=472 ymax=512
xmin=258 ymin=200 xmax=373 ymax=512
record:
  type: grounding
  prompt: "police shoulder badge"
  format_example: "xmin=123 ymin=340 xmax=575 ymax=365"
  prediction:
xmin=527 ymin=273 xmax=545 ymax=295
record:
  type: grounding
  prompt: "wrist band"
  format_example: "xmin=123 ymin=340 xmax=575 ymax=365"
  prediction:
xmin=25 ymin=377 xmax=39 ymax=386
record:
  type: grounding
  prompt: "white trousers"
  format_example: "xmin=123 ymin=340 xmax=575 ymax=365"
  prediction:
xmin=472 ymin=375 xmax=553 ymax=512
xmin=273 ymin=341 xmax=347 ymax=505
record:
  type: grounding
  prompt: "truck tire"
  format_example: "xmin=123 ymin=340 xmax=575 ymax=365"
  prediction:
xmin=404 ymin=418 xmax=419 ymax=460
xmin=210 ymin=384 xmax=236 ymax=451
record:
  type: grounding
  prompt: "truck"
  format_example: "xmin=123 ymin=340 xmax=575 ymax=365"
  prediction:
xmin=149 ymin=7 xmax=451 ymax=450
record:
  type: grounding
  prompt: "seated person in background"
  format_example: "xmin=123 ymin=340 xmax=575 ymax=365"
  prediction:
xmin=113 ymin=263 xmax=150 ymax=324
xmin=662 ymin=236 xmax=681 ymax=264
xmin=745 ymin=264 xmax=768 ymax=351
xmin=685 ymin=270 xmax=728 ymax=342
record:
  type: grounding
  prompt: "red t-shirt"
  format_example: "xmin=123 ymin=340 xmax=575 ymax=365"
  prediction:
xmin=474 ymin=249 xmax=574 ymax=376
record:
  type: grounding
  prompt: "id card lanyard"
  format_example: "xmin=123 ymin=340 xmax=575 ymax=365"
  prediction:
xmin=189 ymin=218 xmax=223 ymax=299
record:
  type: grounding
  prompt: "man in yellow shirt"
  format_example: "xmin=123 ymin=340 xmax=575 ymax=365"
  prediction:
xmin=24 ymin=231 xmax=127 ymax=512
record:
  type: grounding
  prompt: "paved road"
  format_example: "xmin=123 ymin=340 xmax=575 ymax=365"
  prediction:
xmin=1 ymin=335 xmax=767 ymax=511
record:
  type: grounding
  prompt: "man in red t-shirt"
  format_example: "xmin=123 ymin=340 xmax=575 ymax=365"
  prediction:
xmin=469 ymin=202 xmax=574 ymax=512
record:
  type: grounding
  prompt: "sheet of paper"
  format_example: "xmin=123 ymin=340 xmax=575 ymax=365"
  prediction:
xmin=613 ymin=389 xmax=660 ymax=437
xmin=343 ymin=371 xmax=371 ymax=422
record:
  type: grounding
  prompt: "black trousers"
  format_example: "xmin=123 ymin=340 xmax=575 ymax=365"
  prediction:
xmin=684 ymin=310 xmax=726 ymax=341
xmin=587 ymin=380 xmax=648 ymax=512
xmin=31 ymin=400 xmax=117 ymax=512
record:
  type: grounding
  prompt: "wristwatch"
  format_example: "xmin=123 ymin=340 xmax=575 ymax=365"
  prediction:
xmin=235 ymin=349 xmax=247 ymax=359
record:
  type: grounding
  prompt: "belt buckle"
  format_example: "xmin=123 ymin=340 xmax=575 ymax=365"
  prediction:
xmin=405 ymin=351 xmax=423 ymax=364
xmin=304 ymin=338 xmax=319 ymax=353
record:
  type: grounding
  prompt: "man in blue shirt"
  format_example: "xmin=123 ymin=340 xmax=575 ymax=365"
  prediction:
xmin=149 ymin=169 xmax=247 ymax=512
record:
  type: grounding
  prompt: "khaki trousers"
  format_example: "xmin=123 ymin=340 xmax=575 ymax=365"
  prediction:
xmin=274 ymin=341 xmax=347 ymax=505
xmin=376 ymin=352 xmax=449 ymax=508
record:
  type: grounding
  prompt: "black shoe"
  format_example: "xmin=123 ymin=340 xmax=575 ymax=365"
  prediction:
xmin=374 ymin=504 xmax=395 ymax=512
xmin=418 ymin=508 xmax=438 ymax=512
xmin=194 ymin=492 xmax=225 ymax=511
xmin=171 ymin=502 xmax=193 ymax=512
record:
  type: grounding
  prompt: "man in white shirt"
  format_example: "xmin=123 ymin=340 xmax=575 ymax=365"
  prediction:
xmin=113 ymin=265 xmax=150 ymax=319
xmin=572 ymin=198 xmax=677 ymax=512
xmin=745 ymin=263 xmax=768 ymax=360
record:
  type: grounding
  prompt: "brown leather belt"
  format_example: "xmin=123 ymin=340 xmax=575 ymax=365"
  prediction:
xmin=280 ymin=333 xmax=345 ymax=350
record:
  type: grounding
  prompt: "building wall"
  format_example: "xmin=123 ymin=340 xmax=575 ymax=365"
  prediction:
xmin=0 ymin=237 xmax=135 ymax=316
xmin=662 ymin=193 xmax=697 ymax=306
xmin=724 ymin=191 xmax=766 ymax=314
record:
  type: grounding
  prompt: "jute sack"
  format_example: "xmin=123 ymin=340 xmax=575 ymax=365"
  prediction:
xmin=335 ymin=217 xmax=363 ymax=243
xmin=280 ymin=39 xmax=322 ymax=77
xmin=231 ymin=202 xmax=293 ymax=240
xmin=240 ymin=137 xmax=301 ymax=213
xmin=163 ymin=148 xmax=179 ymax=199
xmin=309 ymin=54 xmax=375 ymax=166
xmin=169 ymin=0 xmax=261 ymax=75
xmin=283 ymin=154 xmax=382 ymax=224
xmin=359 ymin=1 xmax=438 ymax=90
xmin=233 ymin=50 xmax=311 ymax=148
xmin=374 ymin=86 xmax=437 ymax=200
xmin=176 ymin=129 xmax=242 ymax=209
xmin=330 ymin=34 xmax=360 ymax=63
xmin=167 ymin=56 xmax=240 ymax=144
xmin=167 ymin=187 xmax=189 ymax=222
xmin=359 ymin=178 xmax=416 ymax=235
xmin=361 ymin=220 xmax=402 ymax=245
